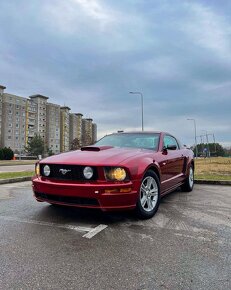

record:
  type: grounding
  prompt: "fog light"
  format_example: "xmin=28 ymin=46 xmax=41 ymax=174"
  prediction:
xmin=83 ymin=166 xmax=93 ymax=179
xmin=43 ymin=165 xmax=50 ymax=177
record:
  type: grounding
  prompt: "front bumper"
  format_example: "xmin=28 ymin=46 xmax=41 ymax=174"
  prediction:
xmin=32 ymin=177 xmax=139 ymax=211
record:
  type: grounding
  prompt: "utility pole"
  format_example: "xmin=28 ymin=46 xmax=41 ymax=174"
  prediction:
xmin=202 ymin=130 xmax=210 ymax=158
xmin=187 ymin=118 xmax=198 ymax=158
xmin=213 ymin=134 xmax=216 ymax=154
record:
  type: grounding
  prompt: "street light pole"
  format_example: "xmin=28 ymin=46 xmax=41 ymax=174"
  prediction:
xmin=187 ymin=118 xmax=198 ymax=158
xmin=129 ymin=92 xmax=144 ymax=131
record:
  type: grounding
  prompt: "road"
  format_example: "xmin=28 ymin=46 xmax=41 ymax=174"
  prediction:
xmin=0 ymin=164 xmax=35 ymax=173
xmin=0 ymin=183 xmax=230 ymax=290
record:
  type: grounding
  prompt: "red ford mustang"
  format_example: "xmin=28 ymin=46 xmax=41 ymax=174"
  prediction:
xmin=32 ymin=132 xmax=194 ymax=219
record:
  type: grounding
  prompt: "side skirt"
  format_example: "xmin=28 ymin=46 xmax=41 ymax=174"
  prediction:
xmin=160 ymin=182 xmax=184 ymax=197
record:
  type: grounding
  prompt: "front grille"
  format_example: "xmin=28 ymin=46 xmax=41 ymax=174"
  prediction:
xmin=40 ymin=164 xmax=98 ymax=181
xmin=35 ymin=192 xmax=99 ymax=206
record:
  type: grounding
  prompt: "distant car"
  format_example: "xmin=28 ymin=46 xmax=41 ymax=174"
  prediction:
xmin=32 ymin=132 xmax=194 ymax=219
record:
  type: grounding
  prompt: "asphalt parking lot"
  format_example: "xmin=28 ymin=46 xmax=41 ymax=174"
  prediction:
xmin=0 ymin=182 xmax=230 ymax=290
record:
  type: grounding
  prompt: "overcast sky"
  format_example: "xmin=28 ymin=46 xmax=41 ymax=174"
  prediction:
xmin=0 ymin=0 xmax=231 ymax=146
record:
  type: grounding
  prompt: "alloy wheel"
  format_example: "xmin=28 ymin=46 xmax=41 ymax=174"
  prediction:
xmin=140 ymin=176 xmax=159 ymax=212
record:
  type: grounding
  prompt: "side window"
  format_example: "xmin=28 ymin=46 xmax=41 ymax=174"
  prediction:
xmin=163 ymin=135 xmax=179 ymax=149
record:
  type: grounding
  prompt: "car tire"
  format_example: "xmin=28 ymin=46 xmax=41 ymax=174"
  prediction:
xmin=136 ymin=170 xmax=160 ymax=219
xmin=181 ymin=164 xmax=194 ymax=192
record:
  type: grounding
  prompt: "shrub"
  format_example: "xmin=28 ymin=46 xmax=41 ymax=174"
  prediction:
xmin=2 ymin=147 xmax=14 ymax=160
xmin=0 ymin=148 xmax=3 ymax=160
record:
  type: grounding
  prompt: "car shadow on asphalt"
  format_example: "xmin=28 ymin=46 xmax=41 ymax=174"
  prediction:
xmin=34 ymin=187 xmax=185 ymax=226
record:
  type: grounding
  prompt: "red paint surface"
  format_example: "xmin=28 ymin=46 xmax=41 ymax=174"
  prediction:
xmin=32 ymin=132 xmax=194 ymax=211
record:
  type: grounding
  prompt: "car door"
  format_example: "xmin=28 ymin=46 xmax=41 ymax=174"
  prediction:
xmin=159 ymin=134 xmax=184 ymax=191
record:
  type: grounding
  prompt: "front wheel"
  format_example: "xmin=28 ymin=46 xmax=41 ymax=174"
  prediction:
xmin=181 ymin=165 xmax=194 ymax=192
xmin=136 ymin=170 xmax=160 ymax=219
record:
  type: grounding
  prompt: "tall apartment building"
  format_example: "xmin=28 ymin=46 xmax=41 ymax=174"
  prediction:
xmin=82 ymin=118 xmax=93 ymax=146
xmin=0 ymin=85 xmax=97 ymax=153
xmin=1 ymin=92 xmax=28 ymax=153
xmin=29 ymin=95 xmax=48 ymax=142
xmin=69 ymin=113 xmax=82 ymax=149
xmin=60 ymin=106 xmax=70 ymax=152
xmin=25 ymin=99 xmax=38 ymax=146
xmin=92 ymin=123 xmax=97 ymax=143
xmin=0 ymin=85 xmax=5 ymax=147
xmin=46 ymin=103 xmax=60 ymax=154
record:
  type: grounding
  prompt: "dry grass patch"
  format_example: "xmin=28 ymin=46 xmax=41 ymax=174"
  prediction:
xmin=195 ymin=157 xmax=231 ymax=181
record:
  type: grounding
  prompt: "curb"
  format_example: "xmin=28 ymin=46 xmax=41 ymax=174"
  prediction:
xmin=195 ymin=179 xmax=231 ymax=186
xmin=0 ymin=176 xmax=32 ymax=185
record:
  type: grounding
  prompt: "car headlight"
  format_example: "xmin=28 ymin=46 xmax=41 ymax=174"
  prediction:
xmin=83 ymin=166 xmax=94 ymax=179
xmin=35 ymin=163 xmax=40 ymax=176
xmin=105 ymin=167 xmax=127 ymax=181
xmin=43 ymin=165 xmax=51 ymax=177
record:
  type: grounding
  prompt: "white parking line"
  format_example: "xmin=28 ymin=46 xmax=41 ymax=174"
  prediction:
xmin=0 ymin=215 xmax=107 ymax=239
xmin=83 ymin=224 xmax=108 ymax=239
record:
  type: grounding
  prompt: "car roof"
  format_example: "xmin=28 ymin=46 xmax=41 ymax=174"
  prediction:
xmin=109 ymin=131 xmax=169 ymax=135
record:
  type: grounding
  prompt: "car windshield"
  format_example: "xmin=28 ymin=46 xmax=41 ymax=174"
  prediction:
xmin=95 ymin=133 xmax=160 ymax=151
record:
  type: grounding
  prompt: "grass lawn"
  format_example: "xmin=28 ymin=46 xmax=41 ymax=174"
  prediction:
xmin=195 ymin=157 xmax=231 ymax=181
xmin=0 ymin=171 xmax=34 ymax=179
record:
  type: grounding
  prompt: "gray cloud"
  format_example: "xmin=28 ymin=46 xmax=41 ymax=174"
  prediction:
xmin=0 ymin=0 xmax=230 ymax=146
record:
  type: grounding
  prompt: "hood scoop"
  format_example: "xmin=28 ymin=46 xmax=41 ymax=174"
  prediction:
xmin=81 ymin=146 xmax=114 ymax=152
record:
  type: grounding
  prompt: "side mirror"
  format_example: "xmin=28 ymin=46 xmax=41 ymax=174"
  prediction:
xmin=163 ymin=145 xmax=177 ymax=151
xmin=167 ymin=144 xmax=177 ymax=150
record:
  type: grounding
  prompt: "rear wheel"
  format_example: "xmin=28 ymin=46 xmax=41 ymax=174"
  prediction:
xmin=181 ymin=164 xmax=194 ymax=192
xmin=136 ymin=170 xmax=160 ymax=219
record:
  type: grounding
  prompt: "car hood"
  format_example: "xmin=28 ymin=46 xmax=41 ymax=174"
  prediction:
xmin=40 ymin=146 xmax=154 ymax=166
